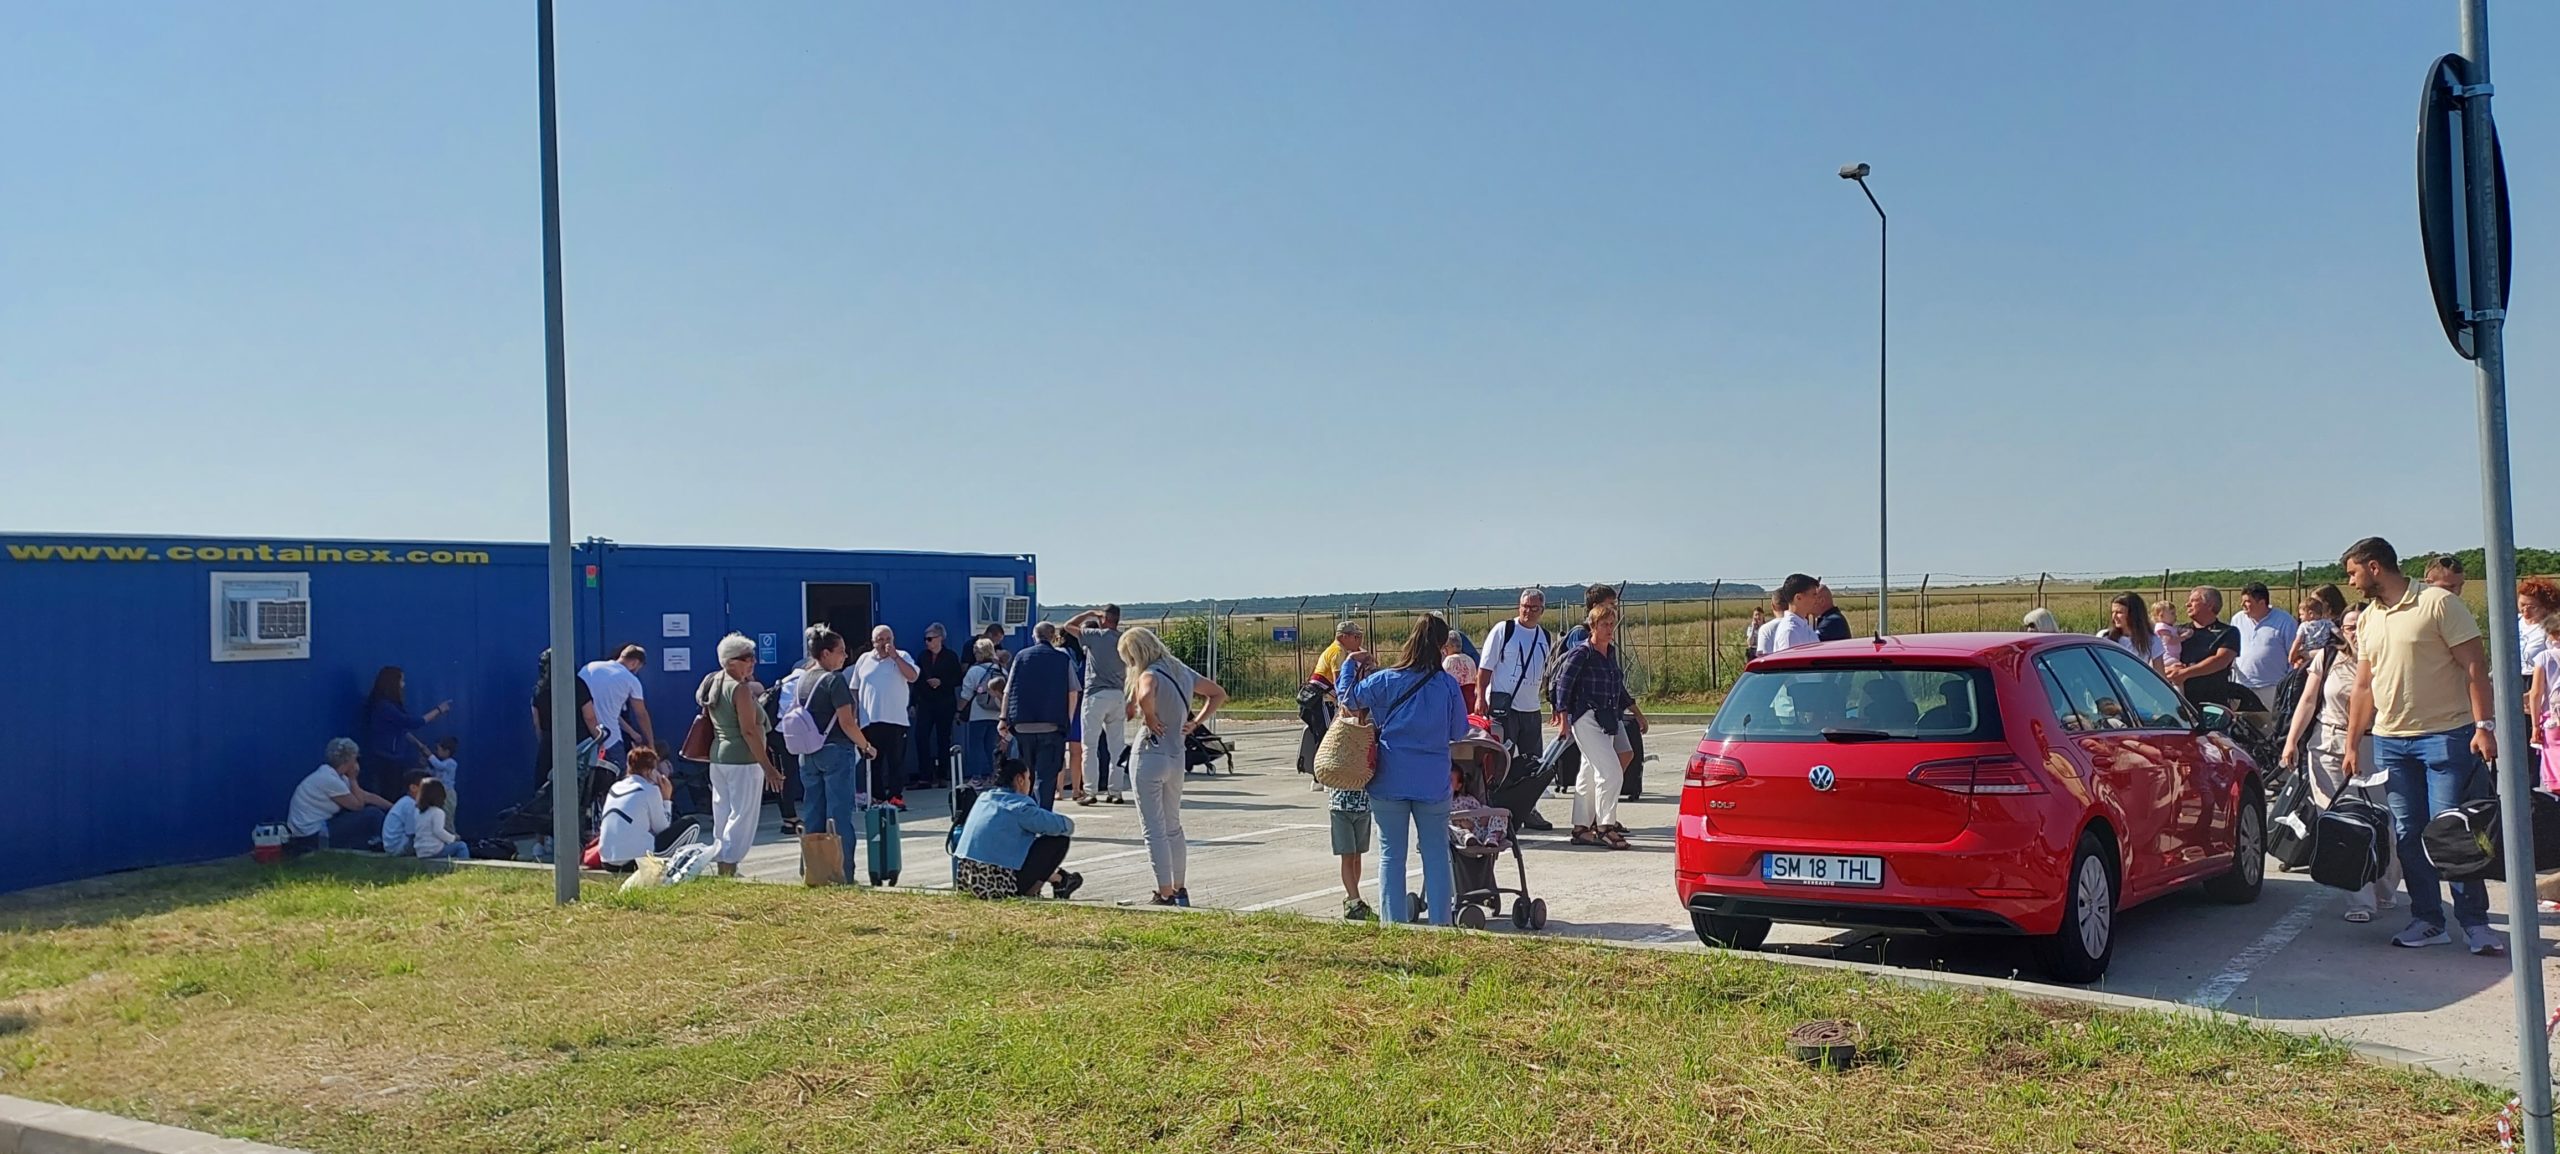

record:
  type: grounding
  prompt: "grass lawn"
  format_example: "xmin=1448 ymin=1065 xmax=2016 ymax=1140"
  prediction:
xmin=0 ymin=858 xmax=2504 ymax=1153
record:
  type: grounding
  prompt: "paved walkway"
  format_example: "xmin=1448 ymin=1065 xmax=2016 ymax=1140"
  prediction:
xmin=722 ymin=721 xmax=2560 ymax=1085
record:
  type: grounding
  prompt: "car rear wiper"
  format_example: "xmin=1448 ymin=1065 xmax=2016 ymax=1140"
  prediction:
xmin=1820 ymin=727 xmax=1897 ymax=743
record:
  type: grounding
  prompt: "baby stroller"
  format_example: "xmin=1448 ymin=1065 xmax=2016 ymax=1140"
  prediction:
xmin=1184 ymin=725 xmax=1237 ymax=775
xmin=1422 ymin=736 xmax=1552 ymax=930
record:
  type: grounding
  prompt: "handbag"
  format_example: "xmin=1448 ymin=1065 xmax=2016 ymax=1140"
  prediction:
xmin=1313 ymin=669 xmax=1439 ymax=791
xmin=800 ymin=824 xmax=846 ymax=887
xmin=681 ymin=673 xmax=721 ymax=761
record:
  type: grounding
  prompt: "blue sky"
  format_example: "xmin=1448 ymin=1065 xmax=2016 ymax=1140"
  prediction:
xmin=3 ymin=2 xmax=2551 ymax=604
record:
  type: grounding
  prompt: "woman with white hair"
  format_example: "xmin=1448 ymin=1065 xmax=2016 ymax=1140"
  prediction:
xmin=284 ymin=737 xmax=394 ymax=854
xmin=1121 ymin=625 xmax=1227 ymax=906
xmin=697 ymin=633 xmax=780 ymax=875
xmin=2021 ymin=607 xmax=2062 ymax=633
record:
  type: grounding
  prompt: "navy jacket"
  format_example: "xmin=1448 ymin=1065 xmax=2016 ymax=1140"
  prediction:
xmin=1003 ymin=644 xmax=1075 ymax=729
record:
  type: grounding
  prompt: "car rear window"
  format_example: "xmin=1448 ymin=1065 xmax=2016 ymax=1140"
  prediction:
xmin=1707 ymin=665 xmax=2003 ymax=743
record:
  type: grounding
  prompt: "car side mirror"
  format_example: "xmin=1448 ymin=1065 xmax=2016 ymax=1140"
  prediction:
xmin=2192 ymin=703 xmax=2232 ymax=736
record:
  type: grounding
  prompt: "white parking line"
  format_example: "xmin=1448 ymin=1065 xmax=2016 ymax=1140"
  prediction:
xmin=1240 ymin=864 xmax=1426 ymax=913
xmin=2185 ymin=888 xmax=2332 ymax=1009
xmin=1069 ymin=823 xmax=1325 ymax=867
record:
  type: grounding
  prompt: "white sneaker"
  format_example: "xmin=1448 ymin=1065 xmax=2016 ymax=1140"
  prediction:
xmin=2465 ymin=925 xmax=2507 ymax=956
xmin=2391 ymin=920 xmax=2452 ymax=949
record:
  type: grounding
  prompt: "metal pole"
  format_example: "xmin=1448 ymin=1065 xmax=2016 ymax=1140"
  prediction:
xmin=1708 ymin=580 xmax=1722 ymax=687
xmin=1852 ymin=178 xmax=1890 ymax=636
xmin=2457 ymin=6 xmax=2548 ymax=1149
xmin=1294 ymin=597 xmax=1307 ymax=682
xmin=536 ymin=0 xmax=579 ymax=906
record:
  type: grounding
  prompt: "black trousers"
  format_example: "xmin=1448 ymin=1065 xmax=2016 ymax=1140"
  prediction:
xmin=1016 ymin=834 xmax=1072 ymax=895
xmin=863 ymin=723 xmax=910 ymax=801
xmin=1297 ymin=696 xmax=1334 ymax=775
xmin=913 ymin=706 xmax=956 ymax=787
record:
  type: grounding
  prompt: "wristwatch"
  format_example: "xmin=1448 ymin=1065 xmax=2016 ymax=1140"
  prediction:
xmin=2476 ymin=720 xmax=2496 ymax=731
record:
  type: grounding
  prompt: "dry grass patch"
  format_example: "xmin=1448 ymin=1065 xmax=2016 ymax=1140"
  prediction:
xmin=0 ymin=857 xmax=2507 ymax=1153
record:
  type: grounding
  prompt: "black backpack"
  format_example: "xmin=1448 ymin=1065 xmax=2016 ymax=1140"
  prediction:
xmin=2309 ymin=795 xmax=2393 ymax=891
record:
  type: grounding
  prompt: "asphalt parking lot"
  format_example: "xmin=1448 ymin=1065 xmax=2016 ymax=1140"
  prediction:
xmin=733 ymin=721 xmax=2560 ymax=1084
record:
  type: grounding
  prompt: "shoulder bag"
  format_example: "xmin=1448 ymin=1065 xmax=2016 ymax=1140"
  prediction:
xmin=680 ymin=673 xmax=720 ymax=762
xmin=1313 ymin=668 xmax=1439 ymax=791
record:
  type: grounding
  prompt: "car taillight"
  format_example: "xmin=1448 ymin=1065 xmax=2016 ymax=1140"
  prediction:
xmin=1685 ymin=753 xmax=1746 ymax=788
xmin=1907 ymin=756 xmax=2045 ymax=795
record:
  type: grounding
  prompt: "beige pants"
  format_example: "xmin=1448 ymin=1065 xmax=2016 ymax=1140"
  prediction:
xmin=1569 ymin=712 xmax=1626 ymax=829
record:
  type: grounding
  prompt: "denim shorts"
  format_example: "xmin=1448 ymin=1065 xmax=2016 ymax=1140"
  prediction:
xmin=1330 ymin=807 xmax=1373 ymax=855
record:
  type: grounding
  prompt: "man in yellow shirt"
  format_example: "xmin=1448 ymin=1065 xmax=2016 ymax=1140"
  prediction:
xmin=1297 ymin=621 xmax=1365 ymax=777
xmin=2342 ymin=536 xmax=2502 ymax=955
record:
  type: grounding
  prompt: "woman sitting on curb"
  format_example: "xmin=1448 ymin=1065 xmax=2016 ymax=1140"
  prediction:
xmin=951 ymin=757 xmax=1084 ymax=900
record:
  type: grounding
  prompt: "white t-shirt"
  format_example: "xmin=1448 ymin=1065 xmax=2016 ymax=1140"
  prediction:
xmin=411 ymin=807 xmax=459 ymax=858
xmin=1476 ymin=620 xmax=1551 ymax=710
xmin=380 ymin=795 xmax=419 ymax=856
xmin=579 ymin=660 xmax=646 ymax=747
xmin=2096 ymin=630 xmax=2161 ymax=663
xmin=599 ymin=776 xmax=672 ymax=865
xmin=853 ymin=650 xmax=915 ymax=726
xmin=287 ymin=765 xmax=353 ymax=837
xmin=1760 ymin=612 xmax=1820 ymax=656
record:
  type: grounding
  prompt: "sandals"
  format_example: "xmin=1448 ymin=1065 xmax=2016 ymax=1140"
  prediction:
xmin=1073 ymin=793 xmax=1097 ymax=806
xmin=1600 ymin=824 xmax=1632 ymax=851
xmin=2345 ymin=908 xmax=2375 ymax=924
xmin=779 ymin=819 xmax=804 ymax=837
xmin=1570 ymin=826 xmax=1608 ymax=848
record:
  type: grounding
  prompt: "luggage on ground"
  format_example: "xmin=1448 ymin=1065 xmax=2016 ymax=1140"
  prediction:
xmin=801 ymin=823 xmax=845 ymax=887
xmin=2421 ymin=792 xmax=2560 ymax=883
xmin=864 ymin=756 xmax=901 ymax=886
xmin=2308 ymin=795 xmax=2393 ymax=891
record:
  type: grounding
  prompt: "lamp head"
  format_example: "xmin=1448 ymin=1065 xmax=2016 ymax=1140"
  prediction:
xmin=1838 ymin=162 xmax=1871 ymax=180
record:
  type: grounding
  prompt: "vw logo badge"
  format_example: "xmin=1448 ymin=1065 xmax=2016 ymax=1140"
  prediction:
xmin=1808 ymin=765 xmax=1837 ymax=792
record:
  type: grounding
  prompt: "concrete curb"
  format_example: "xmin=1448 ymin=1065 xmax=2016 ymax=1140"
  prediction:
xmin=0 ymin=1095 xmax=304 ymax=1154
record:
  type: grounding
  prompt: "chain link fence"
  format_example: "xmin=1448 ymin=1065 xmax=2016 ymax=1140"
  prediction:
xmin=1108 ymin=561 xmax=2526 ymax=707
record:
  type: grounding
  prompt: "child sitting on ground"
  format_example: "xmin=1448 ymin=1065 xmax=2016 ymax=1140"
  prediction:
xmin=379 ymin=770 xmax=432 ymax=857
xmin=411 ymin=779 xmax=468 ymax=859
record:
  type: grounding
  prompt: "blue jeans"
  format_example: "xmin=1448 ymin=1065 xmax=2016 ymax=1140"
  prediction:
xmin=963 ymin=719 xmax=1001 ymax=786
xmin=1016 ymin=731 xmax=1067 ymax=810
xmin=434 ymin=841 xmax=471 ymax=860
xmin=1371 ymin=794 xmax=1454 ymax=926
xmin=2377 ymin=727 xmax=2493 ymax=931
xmin=799 ymin=743 xmax=863 ymax=883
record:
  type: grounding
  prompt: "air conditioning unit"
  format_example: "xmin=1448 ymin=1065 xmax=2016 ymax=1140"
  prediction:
xmin=1002 ymin=597 xmax=1032 ymax=628
xmin=244 ymin=598 xmax=311 ymax=644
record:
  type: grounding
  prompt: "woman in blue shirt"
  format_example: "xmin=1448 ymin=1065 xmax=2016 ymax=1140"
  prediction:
xmin=951 ymin=757 xmax=1084 ymax=900
xmin=1341 ymin=615 xmax=1469 ymax=926
xmin=362 ymin=666 xmax=450 ymax=796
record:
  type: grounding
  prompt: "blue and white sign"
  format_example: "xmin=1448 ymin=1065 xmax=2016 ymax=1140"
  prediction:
xmin=756 ymin=632 xmax=778 ymax=665
xmin=1272 ymin=627 xmax=1297 ymax=643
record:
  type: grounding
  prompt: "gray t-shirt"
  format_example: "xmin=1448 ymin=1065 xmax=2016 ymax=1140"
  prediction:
xmin=1134 ymin=658 xmax=1199 ymax=764
xmin=1081 ymin=626 xmax=1127 ymax=693
xmin=800 ymin=669 xmax=861 ymax=749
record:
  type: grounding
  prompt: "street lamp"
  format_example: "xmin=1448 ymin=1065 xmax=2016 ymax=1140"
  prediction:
xmin=1839 ymin=162 xmax=1887 ymax=635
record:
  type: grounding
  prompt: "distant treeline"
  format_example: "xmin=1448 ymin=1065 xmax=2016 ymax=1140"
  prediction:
xmin=2095 ymin=547 xmax=2560 ymax=592
xmin=1051 ymin=581 xmax=1768 ymax=622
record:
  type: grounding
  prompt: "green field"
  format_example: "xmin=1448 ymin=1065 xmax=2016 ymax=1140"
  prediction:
xmin=0 ymin=858 xmax=2505 ymax=1153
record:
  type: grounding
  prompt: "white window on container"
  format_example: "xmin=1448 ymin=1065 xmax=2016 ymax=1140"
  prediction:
xmin=970 ymin=577 xmax=1016 ymax=638
xmin=211 ymin=571 xmax=311 ymax=662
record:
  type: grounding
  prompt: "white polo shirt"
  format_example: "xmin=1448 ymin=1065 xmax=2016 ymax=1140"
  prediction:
xmin=1759 ymin=612 xmax=1820 ymax=656
xmin=853 ymin=650 xmax=915 ymax=726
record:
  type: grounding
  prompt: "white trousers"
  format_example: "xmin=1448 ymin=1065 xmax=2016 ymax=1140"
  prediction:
xmin=709 ymin=762 xmax=764 ymax=864
xmin=1084 ymin=689 xmax=1129 ymax=794
xmin=1569 ymin=712 xmax=1625 ymax=829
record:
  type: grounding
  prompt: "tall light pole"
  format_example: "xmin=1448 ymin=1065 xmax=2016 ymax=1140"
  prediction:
xmin=1840 ymin=163 xmax=1887 ymax=635
xmin=537 ymin=0 xmax=580 ymax=905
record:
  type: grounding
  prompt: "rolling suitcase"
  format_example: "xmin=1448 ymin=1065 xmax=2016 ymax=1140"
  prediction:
xmin=2308 ymin=794 xmax=2392 ymax=892
xmin=2263 ymin=767 xmax=2317 ymax=871
xmin=864 ymin=753 xmax=901 ymax=886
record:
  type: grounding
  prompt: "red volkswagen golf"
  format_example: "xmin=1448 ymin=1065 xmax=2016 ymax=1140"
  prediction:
xmin=1676 ymin=633 xmax=2265 ymax=982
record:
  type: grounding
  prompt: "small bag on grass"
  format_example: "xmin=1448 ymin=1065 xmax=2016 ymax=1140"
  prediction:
xmin=801 ymin=824 xmax=846 ymax=887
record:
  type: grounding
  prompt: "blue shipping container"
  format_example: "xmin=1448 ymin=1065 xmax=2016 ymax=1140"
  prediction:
xmin=0 ymin=534 xmax=1035 ymax=894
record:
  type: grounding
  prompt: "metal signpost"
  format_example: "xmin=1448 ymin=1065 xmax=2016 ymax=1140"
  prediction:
xmin=1839 ymin=163 xmax=1888 ymax=634
xmin=538 ymin=0 xmax=581 ymax=906
xmin=2420 ymin=4 xmax=2542 ymax=1149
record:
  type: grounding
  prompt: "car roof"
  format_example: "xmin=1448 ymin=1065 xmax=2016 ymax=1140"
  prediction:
xmin=1746 ymin=632 xmax=2100 ymax=667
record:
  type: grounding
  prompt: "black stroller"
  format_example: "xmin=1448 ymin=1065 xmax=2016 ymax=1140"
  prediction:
xmin=1183 ymin=725 xmax=1237 ymax=775
xmin=1414 ymin=736 xmax=1554 ymax=930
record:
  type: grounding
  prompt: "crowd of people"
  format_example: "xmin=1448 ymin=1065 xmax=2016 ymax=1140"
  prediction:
xmin=277 ymin=538 xmax=2560 ymax=963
